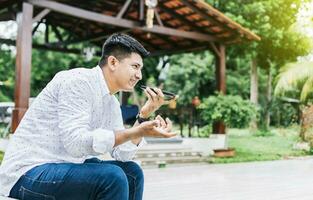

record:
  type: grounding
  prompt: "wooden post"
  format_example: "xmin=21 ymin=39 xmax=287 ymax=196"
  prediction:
xmin=213 ymin=43 xmax=226 ymax=134
xmin=12 ymin=3 xmax=33 ymax=132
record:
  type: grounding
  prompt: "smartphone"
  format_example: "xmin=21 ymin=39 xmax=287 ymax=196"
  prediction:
xmin=139 ymin=85 xmax=177 ymax=100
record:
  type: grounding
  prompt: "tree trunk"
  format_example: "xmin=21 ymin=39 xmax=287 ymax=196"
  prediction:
xmin=264 ymin=65 xmax=272 ymax=130
xmin=250 ymin=58 xmax=258 ymax=130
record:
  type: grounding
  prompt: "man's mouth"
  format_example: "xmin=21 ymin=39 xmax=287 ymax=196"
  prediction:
xmin=130 ymin=79 xmax=137 ymax=86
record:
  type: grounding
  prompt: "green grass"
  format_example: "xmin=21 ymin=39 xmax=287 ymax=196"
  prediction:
xmin=211 ymin=127 xmax=310 ymax=164
xmin=0 ymin=151 xmax=4 ymax=163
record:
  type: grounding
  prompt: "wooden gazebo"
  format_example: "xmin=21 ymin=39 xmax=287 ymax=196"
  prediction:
xmin=0 ymin=0 xmax=260 ymax=132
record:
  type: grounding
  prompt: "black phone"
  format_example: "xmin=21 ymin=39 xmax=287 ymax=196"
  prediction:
xmin=139 ymin=85 xmax=177 ymax=100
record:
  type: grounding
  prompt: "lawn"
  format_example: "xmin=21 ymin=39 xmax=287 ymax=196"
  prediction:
xmin=0 ymin=151 xmax=3 ymax=163
xmin=211 ymin=126 xmax=310 ymax=164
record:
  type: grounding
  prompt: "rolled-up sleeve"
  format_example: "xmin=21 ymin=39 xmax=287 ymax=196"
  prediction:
xmin=57 ymin=77 xmax=115 ymax=158
xmin=110 ymin=100 xmax=146 ymax=161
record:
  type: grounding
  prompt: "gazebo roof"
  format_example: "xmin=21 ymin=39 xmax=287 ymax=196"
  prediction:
xmin=0 ymin=0 xmax=260 ymax=56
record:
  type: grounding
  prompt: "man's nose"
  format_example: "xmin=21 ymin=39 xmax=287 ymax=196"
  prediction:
xmin=136 ymin=70 xmax=142 ymax=80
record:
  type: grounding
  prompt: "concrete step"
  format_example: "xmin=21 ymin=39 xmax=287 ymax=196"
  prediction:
xmin=135 ymin=150 xmax=202 ymax=159
xmin=135 ymin=142 xmax=210 ymax=167
xmin=137 ymin=156 xmax=209 ymax=166
xmin=139 ymin=144 xmax=192 ymax=151
xmin=145 ymin=137 xmax=183 ymax=144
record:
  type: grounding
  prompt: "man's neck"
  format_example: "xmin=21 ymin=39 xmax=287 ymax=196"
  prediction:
xmin=102 ymin=67 xmax=119 ymax=95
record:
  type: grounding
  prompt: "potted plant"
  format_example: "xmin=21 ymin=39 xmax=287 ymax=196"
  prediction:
xmin=199 ymin=93 xmax=258 ymax=157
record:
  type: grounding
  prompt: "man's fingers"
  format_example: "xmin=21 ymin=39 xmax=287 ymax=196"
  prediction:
xmin=165 ymin=132 xmax=177 ymax=138
xmin=153 ymin=127 xmax=177 ymax=138
xmin=165 ymin=117 xmax=172 ymax=132
xmin=144 ymin=89 xmax=152 ymax=101
xmin=143 ymin=120 xmax=160 ymax=128
xmin=154 ymin=88 xmax=164 ymax=99
xmin=156 ymin=115 xmax=166 ymax=128
xmin=146 ymin=87 xmax=157 ymax=101
xmin=164 ymin=98 xmax=176 ymax=105
xmin=159 ymin=130 xmax=177 ymax=138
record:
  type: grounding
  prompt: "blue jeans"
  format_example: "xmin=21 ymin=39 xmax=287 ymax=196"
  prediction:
xmin=9 ymin=158 xmax=144 ymax=200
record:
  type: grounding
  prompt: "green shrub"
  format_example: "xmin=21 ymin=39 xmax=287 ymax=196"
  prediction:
xmin=199 ymin=94 xmax=258 ymax=128
xmin=197 ymin=125 xmax=212 ymax=137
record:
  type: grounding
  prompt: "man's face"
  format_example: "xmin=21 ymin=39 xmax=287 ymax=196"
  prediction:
xmin=114 ymin=53 xmax=143 ymax=91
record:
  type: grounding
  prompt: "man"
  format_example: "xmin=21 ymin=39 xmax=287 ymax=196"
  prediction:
xmin=0 ymin=33 xmax=176 ymax=200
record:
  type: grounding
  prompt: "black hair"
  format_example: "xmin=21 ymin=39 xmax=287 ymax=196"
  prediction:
xmin=98 ymin=33 xmax=150 ymax=67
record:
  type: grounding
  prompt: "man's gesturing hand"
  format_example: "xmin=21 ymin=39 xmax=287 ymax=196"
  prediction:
xmin=140 ymin=87 xmax=166 ymax=118
xmin=137 ymin=115 xmax=176 ymax=138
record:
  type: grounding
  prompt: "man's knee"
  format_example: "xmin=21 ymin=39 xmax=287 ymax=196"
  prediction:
xmin=125 ymin=161 xmax=144 ymax=183
xmin=105 ymin=165 xmax=129 ymax=187
xmin=92 ymin=165 xmax=129 ymax=199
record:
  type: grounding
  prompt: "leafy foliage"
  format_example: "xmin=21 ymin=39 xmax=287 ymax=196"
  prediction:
xmin=30 ymin=49 xmax=99 ymax=96
xmin=199 ymin=94 xmax=258 ymax=128
xmin=0 ymin=151 xmax=3 ymax=163
xmin=164 ymin=51 xmax=215 ymax=106
xmin=0 ymin=48 xmax=15 ymax=101
xmin=270 ymin=98 xmax=299 ymax=126
xmin=274 ymin=62 xmax=313 ymax=103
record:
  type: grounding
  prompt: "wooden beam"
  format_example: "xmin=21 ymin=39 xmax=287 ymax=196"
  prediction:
xmin=151 ymin=45 xmax=208 ymax=57
xmin=32 ymin=19 xmax=42 ymax=35
xmin=51 ymin=23 xmax=63 ymax=42
xmin=215 ymin=44 xmax=226 ymax=93
xmin=28 ymin=0 xmax=220 ymax=42
xmin=12 ymin=2 xmax=33 ymax=132
xmin=0 ymin=38 xmax=88 ymax=55
xmin=45 ymin=22 xmax=49 ymax=44
xmin=139 ymin=0 xmax=144 ymax=21
xmin=213 ymin=43 xmax=226 ymax=134
xmin=32 ymin=8 xmax=50 ymax=23
xmin=117 ymin=0 xmax=132 ymax=19
xmin=209 ymin=42 xmax=220 ymax=57
xmin=0 ymin=11 xmax=15 ymax=21
xmin=154 ymin=8 xmax=163 ymax=26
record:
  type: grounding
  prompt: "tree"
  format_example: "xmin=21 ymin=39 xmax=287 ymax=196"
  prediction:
xmin=164 ymin=51 xmax=215 ymax=106
xmin=205 ymin=0 xmax=312 ymax=130
xmin=274 ymin=61 xmax=313 ymax=145
xmin=0 ymin=47 xmax=15 ymax=101
xmin=274 ymin=62 xmax=313 ymax=103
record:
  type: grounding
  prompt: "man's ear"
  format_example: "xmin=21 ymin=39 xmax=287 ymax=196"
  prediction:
xmin=107 ymin=55 xmax=119 ymax=71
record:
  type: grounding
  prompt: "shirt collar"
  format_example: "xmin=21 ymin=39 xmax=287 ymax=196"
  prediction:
xmin=95 ymin=65 xmax=110 ymax=96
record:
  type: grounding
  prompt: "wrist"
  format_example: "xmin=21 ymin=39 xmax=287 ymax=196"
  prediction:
xmin=133 ymin=126 xmax=144 ymax=138
xmin=139 ymin=111 xmax=150 ymax=119
xmin=136 ymin=113 xmax=150 ymax=124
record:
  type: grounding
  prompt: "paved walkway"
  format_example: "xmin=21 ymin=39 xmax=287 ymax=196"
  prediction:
xmin=143 ymin=157 xmax=313 ymax=200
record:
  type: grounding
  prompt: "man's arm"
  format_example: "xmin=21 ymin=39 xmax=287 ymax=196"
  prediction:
xmin=130 ymin=86 xmax=167 ymax=145
xmin=114 ymin=117 xmax=175 ymax=147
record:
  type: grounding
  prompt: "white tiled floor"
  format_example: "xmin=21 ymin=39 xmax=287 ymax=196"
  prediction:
xmin=143 ymin=157 xmax=313 ymax=200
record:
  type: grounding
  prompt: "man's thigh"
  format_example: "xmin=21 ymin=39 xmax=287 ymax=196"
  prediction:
xmin=9 ymin=161 xmax=127 ymax=200
xmin=84 ymin=158 xmax=144 ymax=181
xmin=84 ymin=158 xmax=144 ymax=199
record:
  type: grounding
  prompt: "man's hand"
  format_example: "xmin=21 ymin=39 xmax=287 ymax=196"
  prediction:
xmin=137 ymin=115 xmax=176 ymax=138
xmin=114 ymin=115 xmax=176 ymax=147
xmin=140 ymin=87 xmax=166 ymax=118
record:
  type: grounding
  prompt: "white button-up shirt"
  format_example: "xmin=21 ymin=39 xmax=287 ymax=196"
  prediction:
xmin=0 ymin=66 xmax=144 ymax=196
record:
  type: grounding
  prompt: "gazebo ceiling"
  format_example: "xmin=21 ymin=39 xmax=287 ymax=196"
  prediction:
xmin=0 ymin=0 xmax=260 ymax=56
